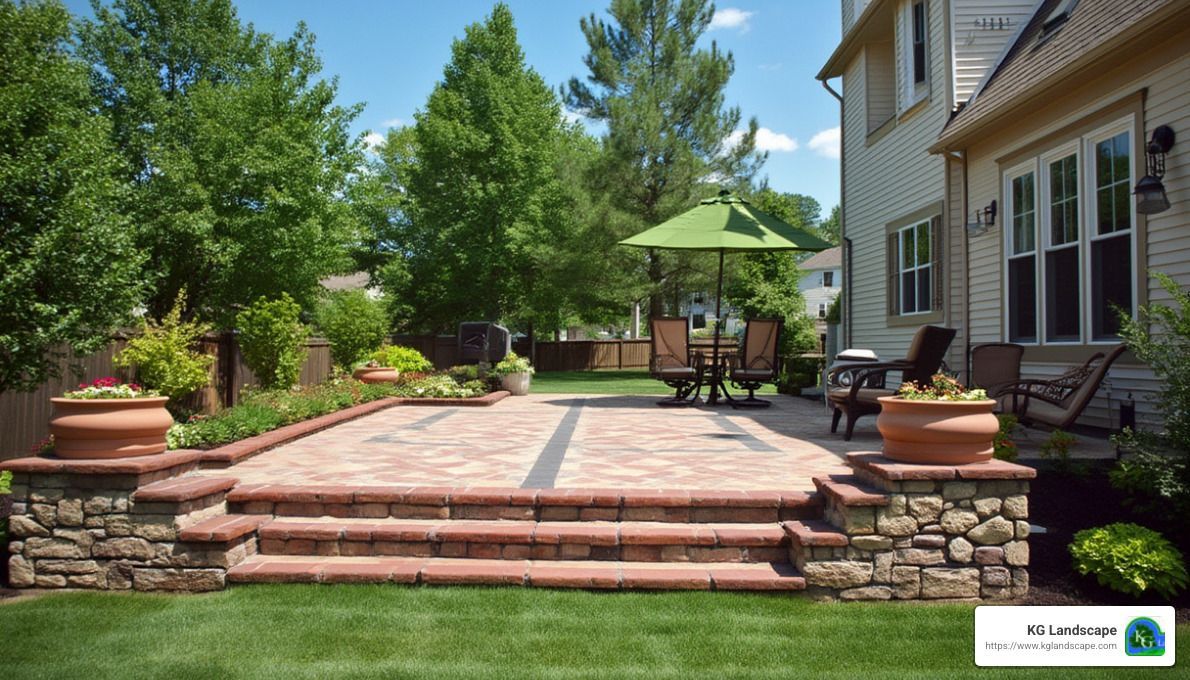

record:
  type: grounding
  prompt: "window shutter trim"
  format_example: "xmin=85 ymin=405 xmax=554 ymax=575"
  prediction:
xmin=888 ymin=232 xmax=900 ymax=316
xmin=930 ymin=215 xmax=944 ymax=311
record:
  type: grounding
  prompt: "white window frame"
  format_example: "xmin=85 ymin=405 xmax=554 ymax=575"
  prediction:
xmin=897 ymin=219 xmax=932 ymax=316
xmin=901 ymin=0 xmax=930 ymax=110
xmin=1000 ymin=115 xmax=1137 ymax=347
xmin=1003 ymin=160 xmax=1040 ymax=345
xmin=818 ymin=303 xmax=828 ymax=319
xmin=1083 ymin=119 xmax=1138 ymax=344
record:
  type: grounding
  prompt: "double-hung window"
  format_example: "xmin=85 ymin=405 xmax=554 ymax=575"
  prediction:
xmin=823 ymin=271 xmax=835 ymax=288
xmin=1002 ymin=119 xmax=1135 ymax=346
xmin=897 ymin=220 xmax=932 ymax=315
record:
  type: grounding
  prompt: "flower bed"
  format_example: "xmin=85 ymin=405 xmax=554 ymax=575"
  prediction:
xmin=167 ymin=374 xmax=489 ymax=450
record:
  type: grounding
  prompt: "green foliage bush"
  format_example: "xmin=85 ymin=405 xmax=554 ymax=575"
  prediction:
xmin=778 ymin=357 xmax=819 ymax=395
xmin=1040 ymin=429 xmax=1080 ymax=473
xmin=1 ymin=469 xmax=11 ymax=548
xmin=167 ymin=378 xmax=395 ymax=449
xmin=316 ymin=290 xmax=389 ymax=369
xmin=448 ymin=364 xmax=480 ymax=382
xmin=372 ymin=345 xmax=432 ymax=373
xmin=1069 ymin=523 xmax=1188 ymax=599
xmin=114 ymin=292 xmax=214 ymax=402
xmin=1111 ymin=272 xmax=1190 ymax=518
xmin=993 ymin=415 xmax=1019 ymax=462
xmin=236 ymin=295 xmax=307 ymax=390
xmin=392 ymin=375 xmax=487 ymax=399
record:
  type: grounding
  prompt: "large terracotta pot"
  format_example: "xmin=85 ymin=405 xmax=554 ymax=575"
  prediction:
xmin=353 ymin=367 xmax=400 ymax=384
xmin=49 ymin=397 xmax=173 ymax=459
xmin=501 ymin=372 xmax=531 ymax=396
xmin=876 ymin=396 xmax=998 ymax=465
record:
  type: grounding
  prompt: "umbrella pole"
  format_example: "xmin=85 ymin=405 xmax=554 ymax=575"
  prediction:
xmin=710 ymin=248 xmax=725 ymax=405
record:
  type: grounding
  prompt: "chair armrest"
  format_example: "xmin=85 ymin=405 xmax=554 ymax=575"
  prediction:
xmin=997 ymin=385 xmax=1066 ymax=408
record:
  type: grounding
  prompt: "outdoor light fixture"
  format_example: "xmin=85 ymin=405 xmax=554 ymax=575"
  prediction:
xmin=1135 ymin=124 xmax=1175 ymax=215
xmin=965 ymin=199 xmax=997 ymax=237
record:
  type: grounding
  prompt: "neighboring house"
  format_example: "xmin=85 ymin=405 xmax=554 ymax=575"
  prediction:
xmin=319 ymin=272 xmax=382 ymax=300
xmin=818 ymin=0 xmax=1189 ymax=429
xmin=682 ymin=292 xmax=742 ymax=337
xmin=799 ymin=246 xmax=844 ymax=351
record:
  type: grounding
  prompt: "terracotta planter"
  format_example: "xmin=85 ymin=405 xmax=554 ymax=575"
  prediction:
xmin=876 ymin=396 xmax=998 ymax=465
xmin=49 ymin=397 xmax=173 ymax=459
xmin=353 ymin=367 xmax=400 ymax=384
xmin=501 ymin=372 xmax=532 ymax=396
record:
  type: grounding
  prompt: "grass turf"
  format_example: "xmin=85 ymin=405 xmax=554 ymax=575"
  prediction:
xmin=0 ymin=586 xmax=1183 ymax=679
xmin=531 ymin=369 xmax=779 ymax=396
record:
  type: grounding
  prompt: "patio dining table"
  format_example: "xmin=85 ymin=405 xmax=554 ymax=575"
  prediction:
xmin=690 ymin=338 xmax=739 ymax=405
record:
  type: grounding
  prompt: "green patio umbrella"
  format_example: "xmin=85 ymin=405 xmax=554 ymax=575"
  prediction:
xmin=619 ymin=190 xmax=833 ymax=404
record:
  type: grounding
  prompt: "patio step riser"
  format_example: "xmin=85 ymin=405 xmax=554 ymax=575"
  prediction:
xmin=228 ymin=556 xmax=807 ymax=591
xmin=232 ymin=501 xmax=820 ymax=524
xmin=259 ymin=539 xmax=789 ymax=564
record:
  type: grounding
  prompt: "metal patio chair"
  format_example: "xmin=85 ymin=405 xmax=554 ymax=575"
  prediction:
xmin=649 ymin=317 xmax=704 ymax=407
xmin=1000 ymin=344 xmax=1128 ymax=431
xmin=727 ymin=318 xmax=783 ymax=408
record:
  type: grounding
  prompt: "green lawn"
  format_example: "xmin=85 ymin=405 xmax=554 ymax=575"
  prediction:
xmin=531 ymin=369 xmax=779 ymax=396
xmin=0 ymin=587 xmax=1182 ymax=679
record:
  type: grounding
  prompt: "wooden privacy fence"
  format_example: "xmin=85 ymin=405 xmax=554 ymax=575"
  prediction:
xmin=0 ymin=334 xmax=333 ymax=461
xmin=390 ymin=335 xmax=652 ymax=372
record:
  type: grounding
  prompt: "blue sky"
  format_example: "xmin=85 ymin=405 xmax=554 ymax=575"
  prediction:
xmin=64 ymin=1 xmax=843 ymax=213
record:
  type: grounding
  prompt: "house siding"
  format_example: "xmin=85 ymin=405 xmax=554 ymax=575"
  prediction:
xmin=841 ymin=0 xmax=951 ymax=362
xmin=949 ymin=0 xmax=1039 ymax=105
xmin=950 ymin=29 xmax=1189 ymax=429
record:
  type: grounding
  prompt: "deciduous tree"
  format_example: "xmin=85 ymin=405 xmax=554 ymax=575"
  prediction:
xmin=0 ymin=0 xmax=144 ymax=392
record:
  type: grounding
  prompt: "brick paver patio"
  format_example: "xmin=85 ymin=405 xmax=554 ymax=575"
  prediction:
xmin=193 ymin=394 xmax=866 ymax=490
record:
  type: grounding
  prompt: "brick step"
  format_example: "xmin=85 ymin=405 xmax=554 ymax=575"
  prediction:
xmin=257 ymin=518 xmax=790 ymax=563
xmin=225 ymin=484 xmax=823 ymax=523
xmin=179 ymin=514 xmax=271 ymax=543
xmin=812 ymin=475 xmax=890 ymax=507
xmin=227 ymin=555 xmax=806 ymax=591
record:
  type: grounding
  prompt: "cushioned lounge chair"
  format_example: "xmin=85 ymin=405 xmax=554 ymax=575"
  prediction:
xmin=1000 ymin=344 xmax=1127 ymax=431
xmin=728 ymin=318 xmax=783 ymax=408
xmin=649 ymin=317 xmax=703 ymax=407
xmin=826 ymin=325 xmax=957 ymax=440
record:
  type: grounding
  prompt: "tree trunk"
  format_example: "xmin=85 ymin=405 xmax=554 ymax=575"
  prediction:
xmin=647 ymin=248 xmax=666 ymax=320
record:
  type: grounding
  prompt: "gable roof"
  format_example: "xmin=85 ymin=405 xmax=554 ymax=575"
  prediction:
xmin=800 ymin=246 xmax=842 ymax=271
xmin=933 ymin=0 xmax=1185 ymax=152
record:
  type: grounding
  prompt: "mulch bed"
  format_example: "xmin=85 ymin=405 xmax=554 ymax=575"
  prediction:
xmin=1022 ymin=457 xmax=1189 ymax=622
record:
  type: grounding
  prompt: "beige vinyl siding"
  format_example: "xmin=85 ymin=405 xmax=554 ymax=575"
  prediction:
xmin=951 ymin=32 xmax=1189 ymax=429
xmin=842 ymin=0 xmax=950 ymax=363
xmin=866 ymin=42 xmax=897 ymax=132
xmin=950 ymin=0 xmax=1040 ymax=106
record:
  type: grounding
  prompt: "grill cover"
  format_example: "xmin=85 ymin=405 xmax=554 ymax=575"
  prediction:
xmin=457 ymin=322 xmax=510 ymax=364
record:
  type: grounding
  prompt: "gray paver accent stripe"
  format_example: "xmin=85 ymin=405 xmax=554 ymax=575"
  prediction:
xmin=405 ymin=409 xmax=458 ymax=431
xmin=713 ymin=413 xmax=779 ymax=452
xmin=521 ymin=398 xmax=585 ymax=488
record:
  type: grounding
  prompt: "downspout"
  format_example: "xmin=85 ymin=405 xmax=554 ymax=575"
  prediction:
xmin=820 ymin=78 xmax=849 ymax=348
xmin=947 ymin=148 xmax=971 ymax=381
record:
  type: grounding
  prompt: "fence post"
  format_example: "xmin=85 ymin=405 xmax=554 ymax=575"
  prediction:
xmin=618 ymin=340 xmax=623 ymax=370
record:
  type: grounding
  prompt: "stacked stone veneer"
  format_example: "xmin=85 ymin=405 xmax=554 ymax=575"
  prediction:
xmin=4 ymin=451 xmax=251 ymax=592
xmin=790 ymin=453 xmax=1034 ymax=601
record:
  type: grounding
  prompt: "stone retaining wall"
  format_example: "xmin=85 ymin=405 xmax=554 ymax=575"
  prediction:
xmin=4 ymin=452 xmax=244 ymax=591
xmin=794 ymin=453 xmax=1034 ymax=601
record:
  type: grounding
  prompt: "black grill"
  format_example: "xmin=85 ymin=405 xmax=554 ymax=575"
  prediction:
xmin=457 ymin=322 xmax=510 ymax=364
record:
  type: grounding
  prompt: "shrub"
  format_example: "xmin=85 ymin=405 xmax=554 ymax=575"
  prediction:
xmin=114 ymin=292 xmax=213 ymax=401
xmin=448 ymin=364 xmax=480 ymax=383
xmin=372 ymin=345 xmax=433 ymax=373
xmin=393 ymin=375 xmax=487 ymax=399
xmin=993 ymin=414 xmax=1019 ymax=462
xmin=778 ymin=357 xmax=819 ymax=395
xmin=316 ymin=290 xmax=389 ymax=369
xmin=1111 ymin=271 xmax=1190 ymax=518
xmin=237 ymin=294 xmax=307 ymax=389
xmin=1069 ymin=523 xmax=1188 ymax=599
xmin=1040 ymin=429 xmax=1079 ymax=472
xmin=897 ymin=373 xmax=987 ymax=401
xmin=824 ymin=296 xmax=841 ymax=325
xmin=63 ymin=376 xmax=157 ymax=399
xmin=490 ymin=351 xmax=534 ymax=377
xmin=1 ymin=469 xmax=11 ymax=550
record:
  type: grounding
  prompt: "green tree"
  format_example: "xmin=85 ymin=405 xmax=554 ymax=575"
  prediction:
xmin=566 ymin=0 xmax=765 ymax=319
xmin=236 ymin=294 xmax=307 ymax=390
xmin=723 ymin=253 xmax=816 ymax=357
xmin=392 ymin=4 xmax=580 ymax=333
xmin=80 ymin=0 xmax=363 ymax=324
xmin=819 ymin=205 xmax=841 ymax=245
xmin=114 ymin=291 xmax=213 ymax=402
xmin=0 ymin=0 xmax=144 ymax=393
xmin=315 ymin=290 xmax=388 ymax=370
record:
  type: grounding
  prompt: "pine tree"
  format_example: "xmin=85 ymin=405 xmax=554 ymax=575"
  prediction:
xmin=565 ymin=0 xmax=765 ymax=318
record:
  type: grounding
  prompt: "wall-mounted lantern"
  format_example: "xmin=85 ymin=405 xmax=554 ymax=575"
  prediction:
xmin=1135 ymin=125 xmax=1175 ymax=215
xmin=965 ymin=199 xmax=997 ymax=237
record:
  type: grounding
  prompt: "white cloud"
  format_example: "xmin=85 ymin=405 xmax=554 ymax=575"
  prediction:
xmin=381 ymin=117 xmax=405 ymax=128
xmin=808 ymin=126 xmax=841 ymax=159
xmin=758 ymin=62 xmax=783 ymax=72
xmin=709 ymin=8 xmax=754 ymax=32
xmin=363 ymin=132 xmax=386 ymax=151
xmin=728 ymin=127 xmax=798 ymax=153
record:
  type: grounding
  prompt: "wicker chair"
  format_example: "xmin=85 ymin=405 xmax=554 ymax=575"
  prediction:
xmin=649 ymin=318 xmax=703 ymax=407
xmin=1000 ymin=344 xmax=1127 ymax=430
xmin=826 ymin=325 xmax=957 ymax=440
xmin=727 ymin=318 xmax=783 ymax=408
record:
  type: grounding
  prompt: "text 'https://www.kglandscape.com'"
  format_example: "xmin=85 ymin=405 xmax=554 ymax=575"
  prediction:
xmin=975 ymin=606 xmax=1176 ymax=667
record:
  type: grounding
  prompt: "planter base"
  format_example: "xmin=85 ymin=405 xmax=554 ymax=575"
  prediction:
xmin=881 ymin=439 xmax=993 ymax=465
xmin=49 ymin=396 xmax=173 ymax=460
